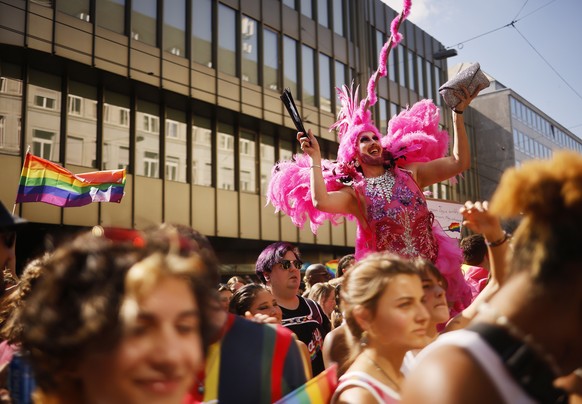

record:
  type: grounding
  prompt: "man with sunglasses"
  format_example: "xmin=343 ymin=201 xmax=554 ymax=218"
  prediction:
xmin=256 ymin=242 xmax=331 ymax=376
xmin=0 ymin=202 xmax=26 ymax=297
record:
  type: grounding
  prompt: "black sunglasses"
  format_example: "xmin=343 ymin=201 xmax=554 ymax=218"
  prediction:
xmin=0 ymin=232 xmax=16 ymax=248
xmin=278 ymin=259 xmax=303 ymax=270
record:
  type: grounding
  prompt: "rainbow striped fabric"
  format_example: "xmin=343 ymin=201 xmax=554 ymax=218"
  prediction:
xmin=275 ymin=363 xmax=338 ymax=404
xmin=16 ymin=153 xmax=126 ymax=207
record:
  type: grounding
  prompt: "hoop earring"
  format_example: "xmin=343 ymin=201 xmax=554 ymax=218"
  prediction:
xmin=360 ymin=331 xmax=368 ymax=347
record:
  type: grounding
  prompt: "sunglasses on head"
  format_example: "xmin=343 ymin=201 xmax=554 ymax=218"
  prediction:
xmin=279 ymin=259 xmax=303 ymax=270
xmin=0 ymin=232 xmax=16 ymax=248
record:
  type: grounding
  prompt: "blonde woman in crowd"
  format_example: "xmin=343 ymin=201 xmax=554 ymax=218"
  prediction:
xmin=332 ymin=253 xmax=429 ymax=403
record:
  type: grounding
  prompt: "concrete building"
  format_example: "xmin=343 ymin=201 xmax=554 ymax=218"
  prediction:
xmin=0 ymin=0 xmax=477 ymax=275
xmin=450 ymin=63 xmax=582 ymax=200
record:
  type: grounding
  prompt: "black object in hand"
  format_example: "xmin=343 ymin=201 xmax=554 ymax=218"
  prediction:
xmin=280 ymin=88 xmax=307 ymax=138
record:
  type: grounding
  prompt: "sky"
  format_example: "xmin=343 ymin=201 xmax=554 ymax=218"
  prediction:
xmin=380 ymin=0 xmax=582 ymax=140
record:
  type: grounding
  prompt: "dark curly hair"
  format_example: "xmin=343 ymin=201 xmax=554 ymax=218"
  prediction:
xmin=228 ymin=283 xmax=269 ymax=316
xmin=460 ymin=234 xmax=487 ymax=266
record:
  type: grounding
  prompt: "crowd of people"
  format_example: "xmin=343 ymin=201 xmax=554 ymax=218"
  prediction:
xmin=1 ymin=9 xmax=581 ymax=401
xmin=0 ymin=147 xmax=581 ymax=403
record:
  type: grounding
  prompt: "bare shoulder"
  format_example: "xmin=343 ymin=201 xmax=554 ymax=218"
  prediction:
xmin=401 ymin=345 xmax=503 ymax=404
xmin=334 ymin=385 xmax=381 ymax=404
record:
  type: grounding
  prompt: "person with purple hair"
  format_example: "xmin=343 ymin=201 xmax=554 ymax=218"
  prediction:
xmin=256 ymin=242 xmax=331 ymax=376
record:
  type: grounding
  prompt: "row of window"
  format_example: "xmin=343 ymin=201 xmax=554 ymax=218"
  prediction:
xmin=513 ymin=129 xmax=553 ymax=160
xmin=510 ymin=96 xmax=581 ymax=153
xmin=0 ymin=69 xmax=330 ymax=194
xmin=283 ymin=0 xmax=349 ymax=37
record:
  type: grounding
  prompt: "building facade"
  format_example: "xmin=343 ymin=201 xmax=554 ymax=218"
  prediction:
xmin=0 ymin=0 xmax=477 ymax=273
xmin=453 ymin=63 xmax=582 ymax=200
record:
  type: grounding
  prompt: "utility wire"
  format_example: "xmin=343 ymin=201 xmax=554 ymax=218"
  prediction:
xmin=446 ymin=0 xmax=559 ymax=49
xmin=512 ymin=26 xmax=582 ymax=102
xmin=513 ymin=0 xmax=531 ymax=20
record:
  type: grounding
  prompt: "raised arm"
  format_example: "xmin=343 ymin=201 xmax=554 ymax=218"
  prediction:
xmin=298 ymin=130 xmax=358 ymax=216
xmin=409 ymin=84 xmax=485 ymax=189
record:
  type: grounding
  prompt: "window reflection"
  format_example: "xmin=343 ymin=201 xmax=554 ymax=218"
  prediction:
xmin=165 ymin=108 xmax=187 ymax=182
xmin=318 ymin=0 xmax=328 ymax=27
xmin=407 ymin=49 xmax=416 ymax=91
xmin=103 ymin=91 xmax=130 ymax=170
xmin=283 ymin=36 xmax=298 ymax=96
xmin=379 ymin=98 xmax=387 ymax=135
xmin=280 ymin=138 xmax=293 ymax=162
xmin=218 ymin=4 xmax=236 ymax=76
xmin=192 ymin=0 xmax=212 ymax=67
xmin=260 ymin=134 xmax=275 ymax=196
xmin=132 ymin=0 xmax=156 ymax=46
xmin=302 ymin=44 xmax=315 ymax=106
xmin=334 ymin=60 xmax=346 ymax=114
xmin=301 ymin=0 xmax=312 ymax=18
xmin=417 ymin=55 xmax=425 ymax=97
xmin=136 ymin=100 xmax=160 ymax=178
xmin=96 ymin=0 xmax=125 ymax=34
xmin=241 ymin=15 xmax=258 ymax=84
xmin=240 ymin=130 xmax=256 ymax=193
xmin=0 ymin=63 xmax=23 ymax=154
xmin=217 ymin=122 xmax=235 ymax=190
xmin=27 ymin=70 xmax=61 ymax=162
xmin=319 ymin=53 xmax=331 ymax=112
xmin=333 ymin=0 xmax=344 ymax=36
xmin=163 ymin=0 xmax=186 ymax=57
xmin=263 ymin=28 xmax=279 ymax=91
xmin=192 ymin=115 xmax=212 ymax=187
xmin=66 ymin=81 xmax=97 ymax=167
xmin=57 ymin=0 xmax=91 ymax=22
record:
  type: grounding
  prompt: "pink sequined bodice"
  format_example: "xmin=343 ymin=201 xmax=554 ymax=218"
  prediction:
xmin=355 ymin=168 xmax=438 ymax=261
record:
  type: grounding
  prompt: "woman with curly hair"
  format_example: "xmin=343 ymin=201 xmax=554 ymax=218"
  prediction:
xmin=402 ymin=151 xmax=582 ymax=404
xmin=18 ymin=227 xmax=213 ymax=404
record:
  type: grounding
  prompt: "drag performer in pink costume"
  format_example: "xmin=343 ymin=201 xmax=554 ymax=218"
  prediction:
xmin=267 ymin=0 xmax=485 ymax=313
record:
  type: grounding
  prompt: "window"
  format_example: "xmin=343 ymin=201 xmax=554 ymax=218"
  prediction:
xmin=166 ymin=156 xmax=179 ymax=181
xmin=0 ymin=64 xmax=23 ymax=154
xmin=333 ymin=0 xmax=344 ymax=36
xmin=433 ymin=66 xmax=442 ymax=106
xmin=0 ymin=77 xmax=22 ymax=95
xmin=260 ymin=135 xmax=275 ymax=195
xmin=132 ymin=0 xmax=157 ymax=46
xmin=239 ymin=130 xmax=256 ymax=193
xmin=280 ymin=139 xmax=293 ymax=161
xmin=136 ymin=100 xmax=160 ymax=178
xmin=283 ymin=36 xmax=298 ymax=96
xmin=375 ymin=30 xmax=384 ymax=67
xmin=67 ymin=81 xmax=97 ymax=167
xmin=142 ymin=114 xmax=160 ymax=133
xmin=32 ymin=130 xmax=55 ymax=160
xmin=241 ymin=15 xmax=259 ymax=84
xmin=218 ymin=4 xmax=237 ymax=76
xmin=301 ymin=0 xmax=313 ymax=18
xmin=379 ymin=98 xmax=388 ymax=135
xmin=165 ymin=108 xmax=187 ymax=182
xmin=283 ymin=0 xmax=295 ymax=8
xmin=318 ymin=0 xmax=329 ymax=27
xmin=68 ymin=95 xmax=82 ymax=115
xmin=34 ymin=95 xmax=56 ymax=110
xmin=103 ymin=91 xmax=130 ymax=170
xmin=166 ymin=120 xmax=179 ymax=138
xmin=407 ymin=49 xmax=416 ymax=91
xmin=397 ymin=46 xmax=405 ymax=87
xmin=192 ymin=115 xmax=212 ymax=186
xmin=143 ymin=151 xmax=159 ymax=178
xmin=163 ymin=0 xmax=186 ymax=57
xmin=192 ymin=0 xmax=212 ymax=67
xmin=217 ymin=122 xmax=235 ymax=190
xmin=302 ymin=44 xmax=315 ymax=106
xmin=96 ymin=0 xmax=125 ymax=34
xmin=417 ymin=55 xmax=425 ymax=96
xmin=334 ymin=60 xmax=346 ymax=114
xmin=27 ymin=70 xmax=61 ymax=162
xmin=57 ymin=0 xmax=91 ymax=22
xmin=263 ymin=28 xmax=279 ymax=91
xmin=425 ymin=60 xmax=433 ymax=101
xmin=319 ymin=53 xmax=332 ymax=112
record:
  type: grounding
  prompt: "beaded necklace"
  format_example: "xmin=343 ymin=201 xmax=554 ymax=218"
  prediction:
xmin=364 ymin=170 xmax=396 ymax=201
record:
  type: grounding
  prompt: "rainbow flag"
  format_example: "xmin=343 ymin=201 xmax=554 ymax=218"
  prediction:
xmin=447 ymin=222 xmax=461 ymax=232
xmin=16 ymin=153 xmax=126 ymax=208
xmin=325 ymin=259 xmax=339 ymax=277
xmin=274 ymin=364 xmax=338 ymax=404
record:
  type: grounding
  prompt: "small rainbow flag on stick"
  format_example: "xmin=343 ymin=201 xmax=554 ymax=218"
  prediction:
xmin=16 ymin=153 xmax=126 ymax=208
xmin=447 ymin=222 xmax=461 ymax=233
xmin=275 ymin=364 xmax=338 ymax=404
